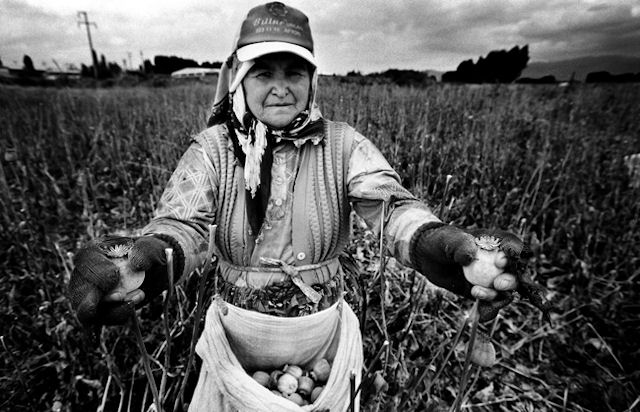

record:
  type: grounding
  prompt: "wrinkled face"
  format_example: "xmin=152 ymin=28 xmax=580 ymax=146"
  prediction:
xmin=242 ymin=53 xmax=312 ymax=129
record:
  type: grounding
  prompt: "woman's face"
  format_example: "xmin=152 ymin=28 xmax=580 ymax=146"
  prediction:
xmin=242 ymin=53 xmax=311 ymax=129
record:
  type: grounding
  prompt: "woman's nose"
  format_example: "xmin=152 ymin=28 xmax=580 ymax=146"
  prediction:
xmin=270 ymin=77 xmax=289 ymax=97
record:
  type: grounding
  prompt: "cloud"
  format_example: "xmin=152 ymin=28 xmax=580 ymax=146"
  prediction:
xmin=309 ymin=0 xmax=532 ymax=72
xmin=1 ymin=0 xmax=639 ymax=73
xmin=0 ymin=0 xmax=86 ymax=67
xmin=308 ymin=0 xmax=640 ymax=72
xmin=517 ymin=2 xmax=640 ymax=60
xmin=0 ymin=0 xmax=236 ymax=69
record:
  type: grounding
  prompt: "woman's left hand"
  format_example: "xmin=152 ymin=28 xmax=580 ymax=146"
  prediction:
xmin=411 ymin=225 xmax=526 ymax=300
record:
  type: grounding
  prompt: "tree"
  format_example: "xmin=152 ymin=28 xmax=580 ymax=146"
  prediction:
xmin=108 ymin=62 xmax=122 ymax=77
xmin=371 ymin=69 xmax=433 ymax=87
xmin=442 ymin=45 xmax=529 ymax=83
xmin=81 ymin=63 xmax=91 ymax=77
xmin=201 ymin=61 xmax=223 ymax=69
xmin=143 ymin=59 xmax=154 ymax=74
xmin=153 ymin=55 xmax=199 ymax=74
xmin=91 ymin=49 xmax=99 ymax=78
xmin=98 ymin=54 xmax=109 ymax=78
xmin=586 ymin=71 xmax=640 ymax=83
xmin=23 ymin=55 xmax=35 ymax=72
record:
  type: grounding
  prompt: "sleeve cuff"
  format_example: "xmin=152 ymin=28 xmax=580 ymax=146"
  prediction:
xmin=409 ymin=221 xmax=447 ymax=268
xmin=150 ymin=233 xmax=185 ymax=280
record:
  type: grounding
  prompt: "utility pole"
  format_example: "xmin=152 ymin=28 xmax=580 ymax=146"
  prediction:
xmin=52 ymin=59 xmax=62 ymax=72
xmin=77 ymin=11 xmax=98 ymax=78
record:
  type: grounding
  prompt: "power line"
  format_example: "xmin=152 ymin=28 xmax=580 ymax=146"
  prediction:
xmin=77 ymin=11 xmax=98 ymax=78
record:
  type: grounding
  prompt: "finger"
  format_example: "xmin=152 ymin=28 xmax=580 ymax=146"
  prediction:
xmin=74 ymin=251 xmax=120 ymax=291
xmin=451 ymin=233 xmax=477 ymax=266
xmin=495 ymin=230 xmax=524 ymax=257
xmin=128 ymin=247 xmax=154 ymax=272
xmin=494 ymin=251 xmax=508 ymax=269
xmin=128 ymin=237 xmax=166 ymax=271
xmin=103 ymin=291 xmax=126 ymax=302
xmin=478 ymin=293 xmax=514 ymax=322
xmin=76 ymin=288 xmax=102 ymax=325
xmin=493 ymin=273 xmax=517 ymax=291
xmin=471 ymin=286 xmax=498 ymax=300
xmin=124 ymin=289 xmax=145 ymax=305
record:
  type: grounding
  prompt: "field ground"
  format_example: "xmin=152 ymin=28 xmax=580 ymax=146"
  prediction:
xmin=0 ymin=80 xmax=639 ymax=411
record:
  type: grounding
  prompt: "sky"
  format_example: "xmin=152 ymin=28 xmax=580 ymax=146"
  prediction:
xmin=1 ymin=0 xmax=639 ymax=74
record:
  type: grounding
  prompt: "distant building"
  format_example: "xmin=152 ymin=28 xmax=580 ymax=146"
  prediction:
xmin=44 ymin=71 xmax=81 ymax=81
xmin=171 ymin=67 xmax=219 ymax=79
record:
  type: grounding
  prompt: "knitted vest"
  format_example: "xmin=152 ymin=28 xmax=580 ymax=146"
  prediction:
xmin=196 ymin=119 xmax=356 ymax=267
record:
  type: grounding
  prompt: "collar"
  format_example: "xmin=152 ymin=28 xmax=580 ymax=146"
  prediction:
xmin=275 ymin=131 xmax=324 ymax=148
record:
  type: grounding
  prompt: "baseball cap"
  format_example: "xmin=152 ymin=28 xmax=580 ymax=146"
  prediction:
xmin=235 ymin=2 xmax=316 ymax=66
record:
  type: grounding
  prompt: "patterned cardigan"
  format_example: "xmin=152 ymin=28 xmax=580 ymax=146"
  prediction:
xmin=142 ymin=119 xmax=440 ymax=286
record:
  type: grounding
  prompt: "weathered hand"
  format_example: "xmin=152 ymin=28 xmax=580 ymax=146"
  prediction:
xmin=68 ymin=236 xmax=139 ymax=326
xmin=466 ymin=228 xmax=550 ymax=323
xmin=68 ymin=235 xmax=178 ymax=326
xmin=409 ymin=223 xmax=478 ymax=297
xmin=410 ymin=225 xmax=519 ymax=298
xmin=411 ymin=224 xmax=548 ymax=322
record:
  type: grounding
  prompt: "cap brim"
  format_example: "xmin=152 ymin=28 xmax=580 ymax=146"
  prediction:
xmin=236 ymin=41 xmax=316 ymax=66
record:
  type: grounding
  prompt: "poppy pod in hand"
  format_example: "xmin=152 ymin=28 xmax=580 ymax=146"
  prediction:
xmin=103 ymin=240 xmax=145 ymax=296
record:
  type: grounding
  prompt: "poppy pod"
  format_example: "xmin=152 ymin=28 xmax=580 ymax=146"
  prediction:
xmin=298 ymin=375 xmax=315 ymax=396
xmin=310 ymin=358 xmax=331 ymax=383
xmin=277 ymin=373 xmax=298 ymax=395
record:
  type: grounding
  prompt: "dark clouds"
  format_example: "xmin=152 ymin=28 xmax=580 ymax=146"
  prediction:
xmin=517 ymin=2 xmax=640 ymax=61
xmin=1 ymin=0 xmax=638 ymax=73
xmin=311 ymin=0 xmax=640 ymax=72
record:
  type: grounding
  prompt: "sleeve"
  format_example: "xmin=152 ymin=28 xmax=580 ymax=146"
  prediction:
xmin=347 ymin=132 xmax=441 ymax=268
xmin=141 ymin=140 xmax=219 ymax=277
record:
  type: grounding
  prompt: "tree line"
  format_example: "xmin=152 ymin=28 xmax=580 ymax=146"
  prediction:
xmin=4 ymin=53 xmax=223 ymax=79
xmin=5 ymin=48 xmax=639 ymax=85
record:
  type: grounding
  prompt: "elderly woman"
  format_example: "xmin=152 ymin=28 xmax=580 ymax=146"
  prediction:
xmin=69 ymin=2 xmax=524 ymax=410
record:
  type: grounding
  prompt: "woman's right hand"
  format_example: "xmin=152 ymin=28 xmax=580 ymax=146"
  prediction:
xmin=68 ymin=238 xmax=142 ymax=326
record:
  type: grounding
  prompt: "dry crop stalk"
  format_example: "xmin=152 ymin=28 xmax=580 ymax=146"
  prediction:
xmin=159 ymin=248 xmax=174 ymax=404
xmin=131 ymin=307 xmax=162 ymax=412
xmin=351 ymin=339 xmax=389 ymax=407
xmin=438 ymin=174 xmax=453 ymax=220
xmin=374 ymin=201 xmax=392 ymax=410
xmin=349 ymin=370 xmax=357 ymax=412
xmin=174 ymin=224 xmax=218 ymax=411
xmin=1 ymin=336 xmax=33 ymax=409
xmin=377 ymin=200 xmax=390 ymax=365
xmin=450 ymin=299 xmax=480 ymax=412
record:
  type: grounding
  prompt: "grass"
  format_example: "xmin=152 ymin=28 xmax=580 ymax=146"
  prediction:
xmin=0 ymin=79 xmax=639 ymax=411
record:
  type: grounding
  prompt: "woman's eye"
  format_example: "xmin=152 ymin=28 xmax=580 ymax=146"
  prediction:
xmin=254 ymin=71 xmax=272 ymax=79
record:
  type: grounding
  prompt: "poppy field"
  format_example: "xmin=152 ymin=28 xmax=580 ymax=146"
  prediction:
xmin=0 ymin=79 xmax=638 ymax=411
